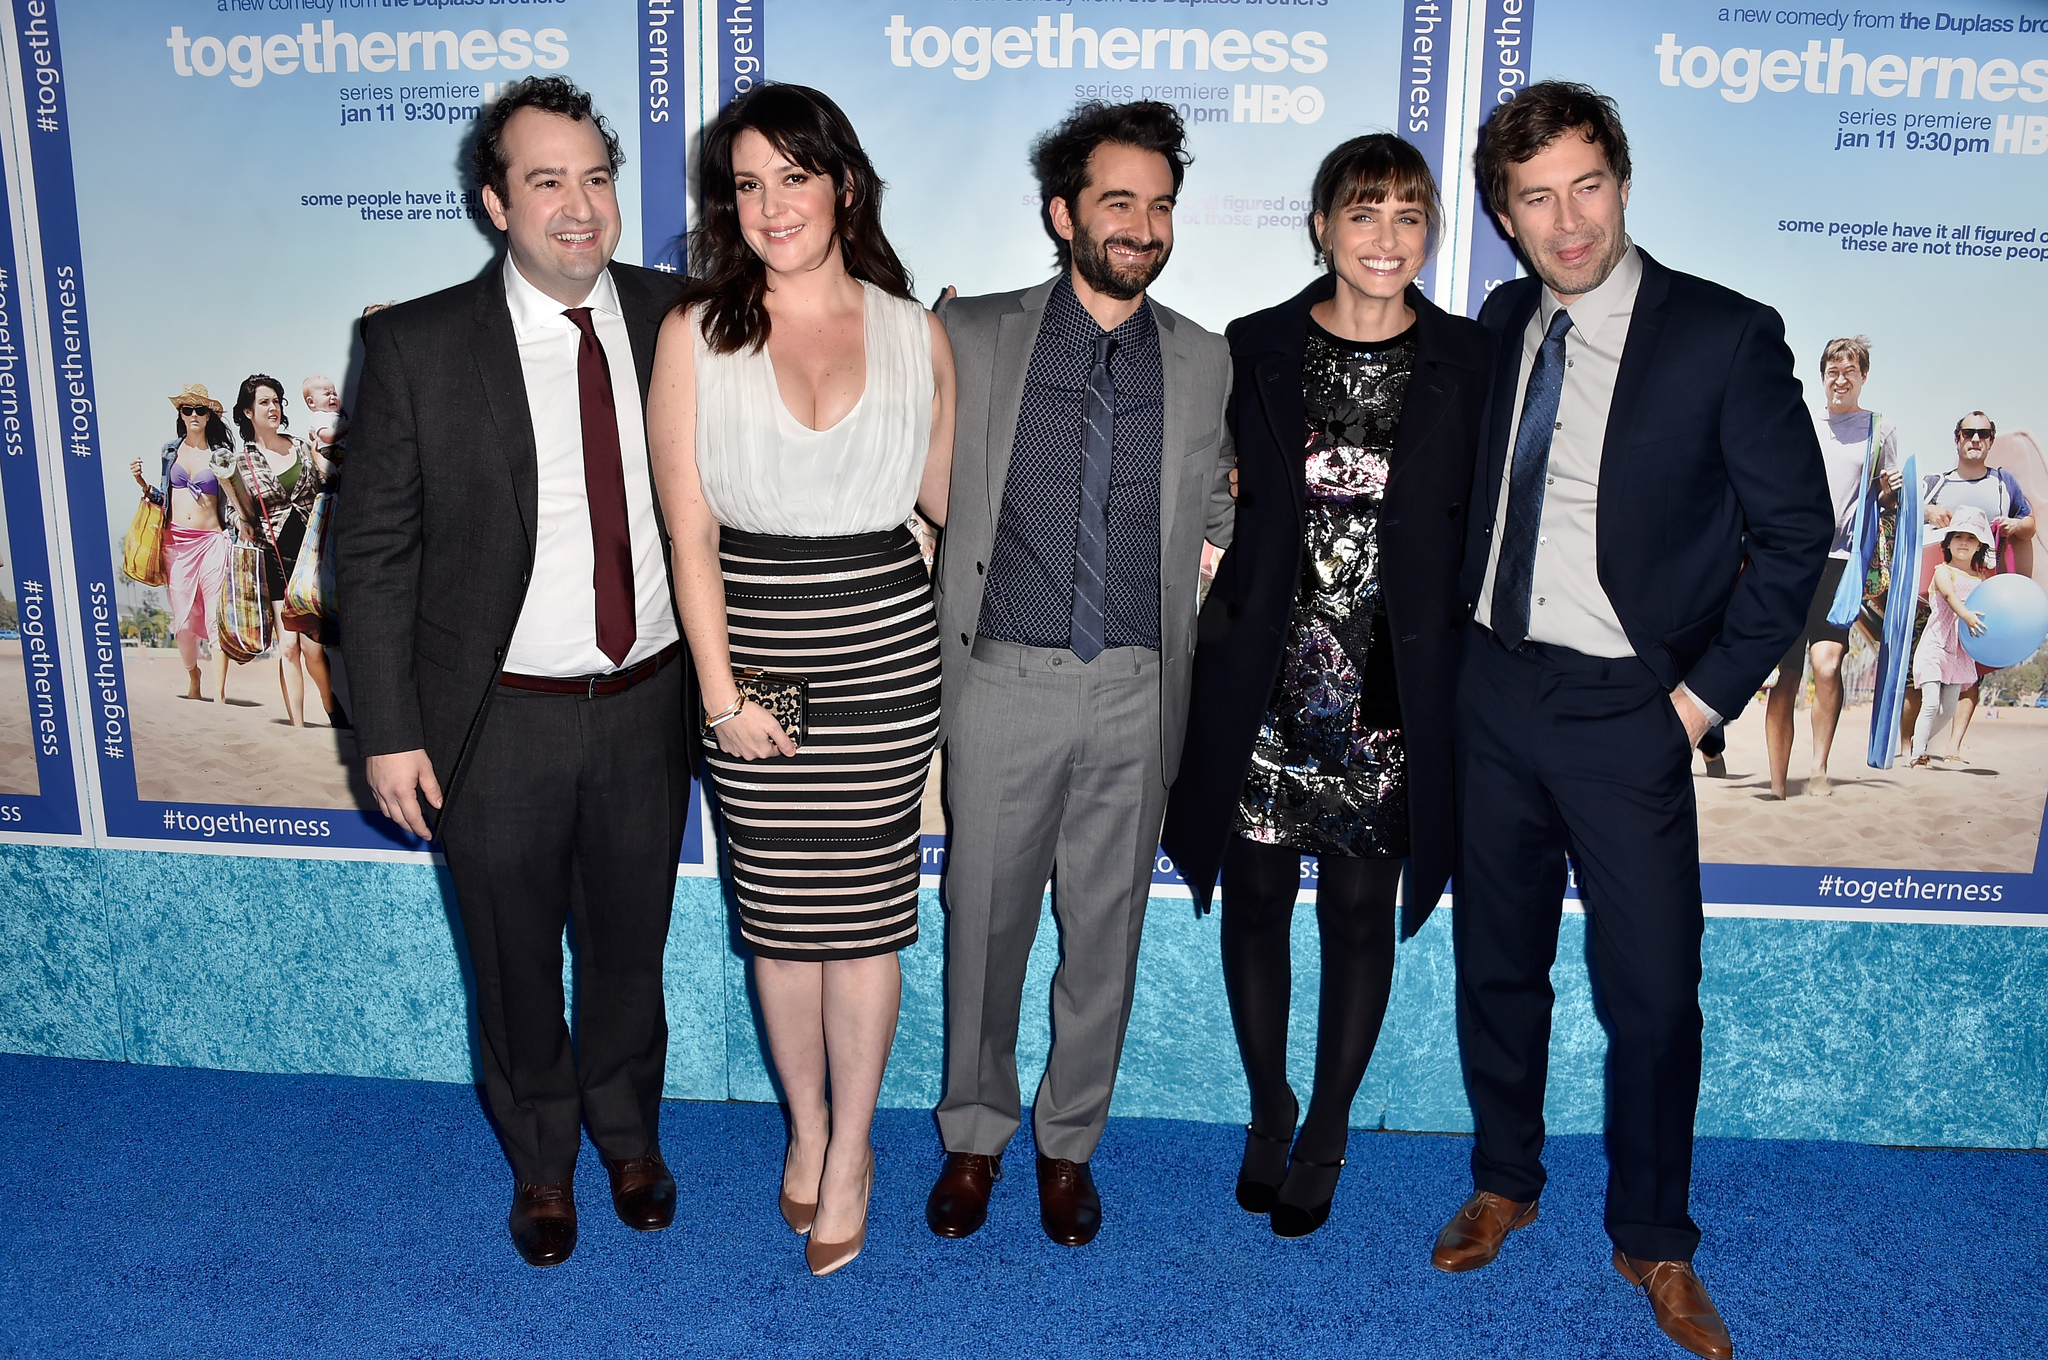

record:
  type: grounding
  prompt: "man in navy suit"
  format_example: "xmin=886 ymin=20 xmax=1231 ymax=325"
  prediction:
xmin=1428 ymin=83 xmax=1830 ymax=1360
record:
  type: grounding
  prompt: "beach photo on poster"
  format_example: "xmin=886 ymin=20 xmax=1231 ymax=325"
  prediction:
xmin=14 ymin=0 xmax=642 ymax=846
xmin=1531 ymin=1 xmax=2048 ymax=873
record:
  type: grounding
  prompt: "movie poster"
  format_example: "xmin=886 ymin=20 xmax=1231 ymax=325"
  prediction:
xmin=7 ymin=0 xmax=701 ymax=858
xmin=744 ymin=1 xmax=1429 ymax=879
xmin=1527 ymin=1 xmax=2048 ymax=918
xmin=0 ymin=48 xmax=83 ymax=838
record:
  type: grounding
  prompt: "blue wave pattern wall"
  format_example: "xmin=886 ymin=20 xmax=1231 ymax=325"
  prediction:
xmin=6 ymin=843 xmax=2046 ymax=1150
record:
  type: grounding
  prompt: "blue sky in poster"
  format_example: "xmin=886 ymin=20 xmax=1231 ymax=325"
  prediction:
xmin=760 ymin=2 xmax=1406 ymax=332
xmin=57 ymin=0 xmax=644 ymax=535
xmin=1528 ymin=0 xmax=2047 ymax=465
xmin=21 ymin=0 xmax=649 ymax=849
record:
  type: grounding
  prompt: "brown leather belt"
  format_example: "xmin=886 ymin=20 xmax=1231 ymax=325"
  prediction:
xmin=497 ymin=641 xmax=682 ymax=698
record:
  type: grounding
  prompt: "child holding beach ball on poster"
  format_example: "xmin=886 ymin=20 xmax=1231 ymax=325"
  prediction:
xmin=1910 ymin=506 xmax=1995 ymax=767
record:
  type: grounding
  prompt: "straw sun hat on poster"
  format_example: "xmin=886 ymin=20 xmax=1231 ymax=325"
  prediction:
xmin=167 ymin=382 xmax=224 ymax=414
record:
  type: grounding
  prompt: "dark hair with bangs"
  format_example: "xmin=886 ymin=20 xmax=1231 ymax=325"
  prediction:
xmin=471 ymin=76 xmax=625 ymax=204
xmin=681 ymin=83 xmax=912 ymax=354
xmin=1473 ymin=80 xmax=1632 ymax=217
xmin=1031 ymin=101 xmax=1190 ymax=268
xmin=1308 ymin=134 xmax=1444 ymax=268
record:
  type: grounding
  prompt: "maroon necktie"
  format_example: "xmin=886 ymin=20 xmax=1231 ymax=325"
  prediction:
xmin=564 ymin=307 xmax=635 ymax=666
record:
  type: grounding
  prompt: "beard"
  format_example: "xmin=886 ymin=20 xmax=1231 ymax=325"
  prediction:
xmin=1070 ymin=220 xmax=1170 ymax=301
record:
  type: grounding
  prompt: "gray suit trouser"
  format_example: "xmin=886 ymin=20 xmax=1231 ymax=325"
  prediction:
xmin=937 ymin=637 xmax=1166 ymax=1163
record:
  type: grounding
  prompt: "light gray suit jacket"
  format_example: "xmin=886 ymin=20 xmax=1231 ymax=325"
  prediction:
xmin=934 ymin=276 xmax=1236 ymax=786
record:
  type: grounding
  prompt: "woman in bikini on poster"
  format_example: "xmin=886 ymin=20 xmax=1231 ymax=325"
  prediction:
xmin=129 ymin=383 xmax=238 ymax=704
xmin=223 ymin=373 xmax=344 ymax=729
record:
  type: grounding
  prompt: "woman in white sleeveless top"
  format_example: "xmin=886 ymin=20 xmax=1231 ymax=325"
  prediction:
xmin=648 ymin=84 xmax=955 ymax=1278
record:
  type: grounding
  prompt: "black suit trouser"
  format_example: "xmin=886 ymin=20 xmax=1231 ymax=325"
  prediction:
xmin=1453 ymin=623 xmax=1705 ymax=1263
xmin=438 ymin=662 xmax=688 ymax=1185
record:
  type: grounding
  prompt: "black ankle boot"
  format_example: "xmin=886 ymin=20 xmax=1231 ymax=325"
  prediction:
xmin=1269 ymin=1154 xmax=1344 ymax=1238
xmin=1234 ymin=1092 xmax=1298 ymax=1213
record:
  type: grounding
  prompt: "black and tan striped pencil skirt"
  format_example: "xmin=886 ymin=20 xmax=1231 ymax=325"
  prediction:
xmin=703 ymin=525 xmax=939 ymax=960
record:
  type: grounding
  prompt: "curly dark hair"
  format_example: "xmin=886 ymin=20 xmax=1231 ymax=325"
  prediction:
xmin=232 ymin=374 xmax=288 ymax=445
xmin=1473 ymin=80 xmax=1631 ymax=217
xmin=1031 ymin=101 xmax=1190 ymax=268
xmin=680 ymin=83 xmax=912 ymax=355
xmin=471 ymin=76 xmax=625 ymax=204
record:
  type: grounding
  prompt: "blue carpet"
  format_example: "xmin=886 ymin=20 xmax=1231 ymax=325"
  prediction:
xmin=0 ymin=1054 xmax=2042 ymax=1358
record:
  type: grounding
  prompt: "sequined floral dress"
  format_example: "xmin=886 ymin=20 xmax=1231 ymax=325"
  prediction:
xmin=1236 ymin=318 xmax=1416 ymax=859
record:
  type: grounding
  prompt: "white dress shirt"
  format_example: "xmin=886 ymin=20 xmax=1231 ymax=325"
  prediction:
xmin=1475 ymin=243 xmax=1642 ymax=658
xmin=500 ymin=255 xmax=679 ymax=677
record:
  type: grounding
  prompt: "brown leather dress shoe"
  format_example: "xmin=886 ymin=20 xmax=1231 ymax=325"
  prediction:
xmin=926 ymin=1152 xmax=1002 ymax=1238
xmin=509 ymin=1179 xmax=577 ymax=1268
xmin=1036 ymin=1155 xmax=1101 ymax=1247
xmin=1615 ymin=1252 xmax=1734 ymax=1360
xmin=1430 ymin=1191 xmax=1538 ymax=1273
xmin=604 ymin=1153 xmax=676 ymax=1232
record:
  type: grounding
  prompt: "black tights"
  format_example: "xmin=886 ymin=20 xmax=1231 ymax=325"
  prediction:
xmin=1219 ymin=837 xmax=1399 ymax=1166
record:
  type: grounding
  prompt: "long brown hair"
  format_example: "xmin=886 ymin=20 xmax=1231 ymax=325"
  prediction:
xmin=681 ymin=84 xmax=912 ymax=354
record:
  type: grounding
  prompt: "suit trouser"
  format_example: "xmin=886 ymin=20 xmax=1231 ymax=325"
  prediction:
xmin=438 ymin=662 xmax=688 ymax=1185
xmin=937 ymin=638 xmax=1165 ymax=1163
xmin=1454 ymin=623 xmax=1705 ymax=1263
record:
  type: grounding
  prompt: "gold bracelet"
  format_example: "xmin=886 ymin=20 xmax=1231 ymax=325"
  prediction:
xmin=704 ymin=694 xmax=746 ymax=731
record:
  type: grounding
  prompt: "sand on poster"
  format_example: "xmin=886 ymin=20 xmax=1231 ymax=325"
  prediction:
xmin=9 ymin=0 xmax=704 ymax=857
xmin=1515 ymin=0 xmax=2048 ymax=914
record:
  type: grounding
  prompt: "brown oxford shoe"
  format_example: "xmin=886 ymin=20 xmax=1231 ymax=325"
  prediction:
xmin=1615 ymin=1252 xmax=1735 ymax=1360
xmin=509 ymin=1179 xmax=577 ymax=1267
xmin=1430 ymin=1191 xmax=1539 ymax=1273
xmin=604 ymin=1153 xmax=677 ymax=1232
xmin=926 ymin=1152 xmax=1002 ymax=1238
xmin=1036 ymin=1155 xmax=1102 ymax=1247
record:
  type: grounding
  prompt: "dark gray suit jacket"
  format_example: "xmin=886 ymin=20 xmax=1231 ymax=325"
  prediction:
xmin=335 ymin=260 xmax=696 ymax=821
xmin=935 ymin=276 xmax=1235 ymax=786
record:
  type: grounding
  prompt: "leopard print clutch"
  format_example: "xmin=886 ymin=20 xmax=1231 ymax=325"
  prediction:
xmin=734 ymin=667 xmax=808 ymax=747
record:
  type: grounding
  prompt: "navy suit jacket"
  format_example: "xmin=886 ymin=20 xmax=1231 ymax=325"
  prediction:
xmin=1458 ymin=248 xmax=1833 ymax=719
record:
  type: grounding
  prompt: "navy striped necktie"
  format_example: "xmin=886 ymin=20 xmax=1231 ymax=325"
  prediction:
xmin=1070 ymin=333 xmax=1116 ymax=662
xmin=1490 ymin=308 xmax=1573 ymax=646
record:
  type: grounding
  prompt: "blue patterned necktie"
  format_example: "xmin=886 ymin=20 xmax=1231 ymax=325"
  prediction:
xmin=1070 ymin=333 xmax=1116 ymax=662
xmin=1490 ymin=308 xmax=1574 ymax=646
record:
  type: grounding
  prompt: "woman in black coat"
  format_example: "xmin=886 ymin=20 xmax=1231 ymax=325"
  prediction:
xmin=1162 ymin=135 xmax=1493 ymax=1237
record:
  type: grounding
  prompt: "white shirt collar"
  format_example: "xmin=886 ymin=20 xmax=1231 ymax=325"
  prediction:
xmin=1539 ymin=240 xmax=1641 ymax=342
xmin=502 ymin=253 xmax=621 ymax=340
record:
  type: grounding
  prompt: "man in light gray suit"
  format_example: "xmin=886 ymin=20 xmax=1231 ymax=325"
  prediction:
xmin=924 ymin=102 xmax=1235 ymax=1248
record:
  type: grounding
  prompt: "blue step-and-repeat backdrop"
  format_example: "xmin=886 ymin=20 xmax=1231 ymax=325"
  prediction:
xmin=3 ymin=1 xmax=2047 ymax=1146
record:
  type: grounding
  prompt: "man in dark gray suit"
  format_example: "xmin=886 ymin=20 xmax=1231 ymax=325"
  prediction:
xmin=924 ymin=102 xmax=1235 ymax=1248
xmin=336 ymin=77 xmax=694 ymax=1268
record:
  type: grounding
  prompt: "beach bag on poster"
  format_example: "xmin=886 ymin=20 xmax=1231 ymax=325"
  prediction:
xmin=283 ymin=492 xmax=337 ymax=620
xmin=121 ymin=493 xmax=168 ymax=587
xmin=217 ymin=538 xmax=272 ymax=663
